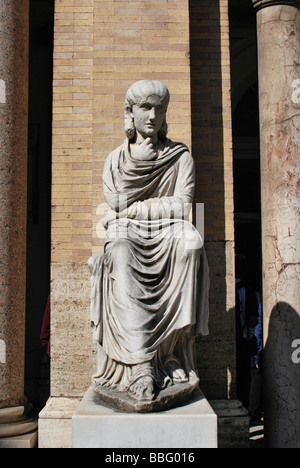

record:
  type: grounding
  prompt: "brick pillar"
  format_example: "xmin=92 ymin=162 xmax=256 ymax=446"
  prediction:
xmin=39 ymin=0 xmax=193 ymax=448
xmin=253 ymin=0 xmax=300 ymax=448
xmin=0 ymin=0 xmax=37 ymax=445
xmin=190 ymin=0 xmax=236 ymax=401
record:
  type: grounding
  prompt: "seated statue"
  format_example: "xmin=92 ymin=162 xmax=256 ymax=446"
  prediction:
xmin=89 ymin=80 xmax=209 ymax=412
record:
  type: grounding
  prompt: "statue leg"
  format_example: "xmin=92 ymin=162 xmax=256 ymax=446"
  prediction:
xmin=108 ymin=239 xmax=156 ymax=401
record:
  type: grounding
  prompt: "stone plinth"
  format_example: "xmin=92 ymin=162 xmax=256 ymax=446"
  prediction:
xmin=72 ymin=387 xmax=217 ymax=448
xmin=39 ymin=397 xmax=82 ymax=449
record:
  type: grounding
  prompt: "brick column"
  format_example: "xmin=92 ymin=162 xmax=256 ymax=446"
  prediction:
xmin=0 ymin=0 xmax=37 ymax=445
xmin=253 ymin=0 xmax=300 ymax=448
xmin=39 ymin=0 xmax=195 ymax=448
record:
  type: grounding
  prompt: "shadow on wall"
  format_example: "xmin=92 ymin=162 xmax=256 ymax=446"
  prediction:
xmin=263 ymin=302 xmax=300 ymax=448
xmin=189 ymin=0 xmax=236 ymax=400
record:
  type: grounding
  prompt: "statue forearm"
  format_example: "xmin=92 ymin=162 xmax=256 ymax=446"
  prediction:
xmin=102 ymin=196 xmax=192 ymax=228
xmin=127 ymin=197 xmax=192 ymax=221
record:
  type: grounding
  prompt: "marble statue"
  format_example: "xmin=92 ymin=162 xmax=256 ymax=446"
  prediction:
xmin=88 ymin=80 xmax=209 ymax=412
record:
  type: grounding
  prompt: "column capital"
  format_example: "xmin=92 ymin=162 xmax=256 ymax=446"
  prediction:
xmin=253 ymin=0 xmax=300 ymax=10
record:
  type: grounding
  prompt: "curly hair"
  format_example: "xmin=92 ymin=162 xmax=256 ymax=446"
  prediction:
xmin=124 ymin=80 xmax=170 ymax=141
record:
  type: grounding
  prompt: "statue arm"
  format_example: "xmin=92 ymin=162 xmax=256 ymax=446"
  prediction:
xmin=127 ymin=151 xmax=195 ymax=221
xmin=102 ymin=148 xmax=195 ymax=224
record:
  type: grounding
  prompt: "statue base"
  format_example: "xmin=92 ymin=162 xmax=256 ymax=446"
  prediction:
xmin=72 ymin=386 xmax=217 ymax=448
xmin=92 ymin=375 xmax=200 ymax=413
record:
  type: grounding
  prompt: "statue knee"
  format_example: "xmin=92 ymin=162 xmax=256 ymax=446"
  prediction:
xmin=110 ymin=238 xmax=132 ymax=265
xmin=178 ymin=227 xmax=202 ymax=261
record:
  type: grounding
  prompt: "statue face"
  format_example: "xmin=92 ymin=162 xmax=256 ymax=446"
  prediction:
xmin=130 ymin=94 xmax=167 ymax=140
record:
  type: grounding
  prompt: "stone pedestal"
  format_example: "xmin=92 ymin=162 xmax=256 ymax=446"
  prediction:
xmin=72 ymin=387 xmax=217 ymax=448
xmin=253 ymin=0 xmax=300 ymax=448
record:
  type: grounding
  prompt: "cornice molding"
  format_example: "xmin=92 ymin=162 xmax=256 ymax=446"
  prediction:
xmin=253 ymin=0 xmax=300 ymax=9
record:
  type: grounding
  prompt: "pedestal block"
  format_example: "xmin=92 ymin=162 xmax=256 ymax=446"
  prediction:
xmin=72 ymin=387 xmax=217 ymax=448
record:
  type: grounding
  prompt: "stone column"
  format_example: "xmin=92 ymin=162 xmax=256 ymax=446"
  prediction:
xmin=253 ymin=0 xmax=300 ymax=448
xmin=0 ymin=0 xmax=37 ymax=446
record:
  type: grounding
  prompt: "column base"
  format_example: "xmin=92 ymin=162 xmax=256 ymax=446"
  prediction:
xmin=0 ymin=431 xmax=38 ymax=448
xmin=0 ymin=406 xmax=38 ymax=448
xmin=72 ymin=386 xmax=218 ymax=448
xmin=210 ymin=400 xmax=250 ymax=448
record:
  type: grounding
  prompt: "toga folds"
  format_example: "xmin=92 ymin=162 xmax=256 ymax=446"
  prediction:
xmin=89 ymin=138 xmax=209 ymax=390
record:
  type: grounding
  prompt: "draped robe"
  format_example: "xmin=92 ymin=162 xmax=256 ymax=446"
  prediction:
xmin=89 ymin=138 xmax=209 ymax=391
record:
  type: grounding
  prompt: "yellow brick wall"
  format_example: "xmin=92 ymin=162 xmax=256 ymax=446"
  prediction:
xmin=189 ymin=0 xmax=236 ymax=400
xmin=50 ymin=0 xmax=236 ymax=401
xmin=220 ymin=0 xmax=234 ymax=243
xmin=52 ymin=0 xmax=94 ymax=264
xmin=51 ymin=0 xmax=192 ymax=263
xmin=189 ymin=0 xmax=234 ymax=243
xmin=92 ymin=0 xmax=192 ymax=255
xmin=51 ymin=0 xmax=234 ymax=259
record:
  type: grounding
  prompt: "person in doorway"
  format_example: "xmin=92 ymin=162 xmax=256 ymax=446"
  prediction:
xmin=248 ymin=291 xmax=263 ymax=422
xmin=235 ymin=254 xmax=259 ymax=409
xmin=40 ymin=294 xmax=50 ymax=357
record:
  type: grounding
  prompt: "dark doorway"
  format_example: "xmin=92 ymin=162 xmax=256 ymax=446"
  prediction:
xmin=232 ymin=83 xmax=261 ymax=292
xmin=25 ymin=0 xmax=54 ymax=413
xmin=229 ymin=1 xmax=263 ymax=432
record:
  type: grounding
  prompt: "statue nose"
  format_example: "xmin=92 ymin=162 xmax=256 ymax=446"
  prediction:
xmin=149 ymin=107 xmax=155 ymax=120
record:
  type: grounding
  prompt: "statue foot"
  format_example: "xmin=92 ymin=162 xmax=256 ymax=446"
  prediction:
xmin=172 ymin=367 xmax=188 ymax=383
xmin=128 ymin=375 xmax=155 ymax=402
xmin=128 ymin=366 xmax=156 ymax=402
xmin=164 ymin=356 xmax=188 ymax=384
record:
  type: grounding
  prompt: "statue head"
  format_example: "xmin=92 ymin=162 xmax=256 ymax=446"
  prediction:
xmin=124 ymin=80 xmax=170 ymax=141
